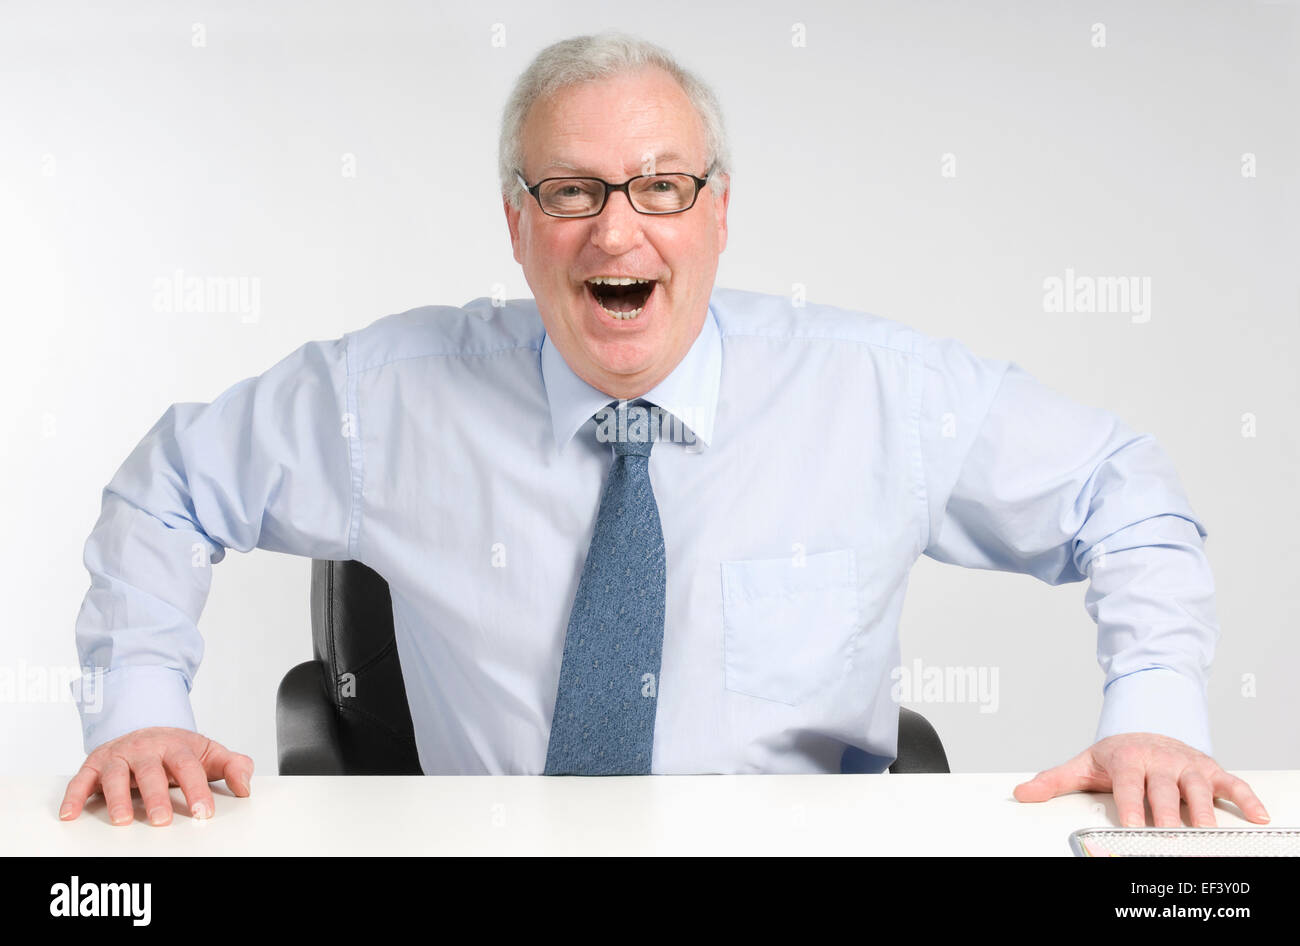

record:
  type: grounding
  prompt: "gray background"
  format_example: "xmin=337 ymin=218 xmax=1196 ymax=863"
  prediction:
xmin=3 ymin=0 xmax=1296 ymax=776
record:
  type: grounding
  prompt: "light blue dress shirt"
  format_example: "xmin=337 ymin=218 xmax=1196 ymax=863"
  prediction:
xmin=73 ymin=287 xmax=1217 ymax=771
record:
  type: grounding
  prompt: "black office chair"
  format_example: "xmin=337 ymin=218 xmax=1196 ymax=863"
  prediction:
xmin=276 ymin=559 xmax=951 ymax=776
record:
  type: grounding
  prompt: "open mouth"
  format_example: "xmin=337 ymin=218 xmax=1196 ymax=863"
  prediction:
xmin=585 ymin=277 xmax=657 ymax=320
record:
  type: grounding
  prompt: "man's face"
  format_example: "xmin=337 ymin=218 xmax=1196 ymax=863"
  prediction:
xmin=505 ymin=66 xmax=729 ymax=399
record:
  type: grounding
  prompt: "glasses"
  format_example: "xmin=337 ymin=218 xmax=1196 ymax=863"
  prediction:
xmin=515 ymin=168 xmax=713 ymax=218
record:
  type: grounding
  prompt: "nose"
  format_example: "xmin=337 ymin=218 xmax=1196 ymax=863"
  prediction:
xmin=589 ymin=189 xmax=645 ymax=255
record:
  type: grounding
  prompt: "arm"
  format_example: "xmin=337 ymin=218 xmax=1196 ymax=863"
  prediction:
xmin=917 ymin=333 xmax=1266 ymax=826
xmin=63 ymin=334 xmax=359 ymax=823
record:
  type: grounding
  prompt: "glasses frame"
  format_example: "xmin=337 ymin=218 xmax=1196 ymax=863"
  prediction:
xmin=514 ymin=167 xmax=714 ymax=218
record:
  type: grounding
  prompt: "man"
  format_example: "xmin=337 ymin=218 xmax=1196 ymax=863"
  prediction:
xmin=60 ymin=33 xmax=1269 ymax=831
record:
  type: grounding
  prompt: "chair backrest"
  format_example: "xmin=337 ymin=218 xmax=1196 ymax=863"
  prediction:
xmin=309 ymin=559 xmax=948 ymax=774
xmin=310 ymin=559 xmax=421 ymax=773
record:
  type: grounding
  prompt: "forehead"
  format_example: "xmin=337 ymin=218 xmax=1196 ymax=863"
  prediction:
xmin=521 ymin=66 xmax=707 ymax=176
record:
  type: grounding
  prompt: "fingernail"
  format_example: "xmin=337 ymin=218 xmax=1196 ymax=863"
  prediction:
xmin=1123 ymin=816 xmax=1143 ymax=827
xmin=148 ymin=808 xmax=169 ymax=826
xmin=110 ymin=807 xmax=131 ymax=824
xmin=59 ymin=806 xmax=74 ymax=820
xmin=191 ymin=802 xmax=211 ymax=819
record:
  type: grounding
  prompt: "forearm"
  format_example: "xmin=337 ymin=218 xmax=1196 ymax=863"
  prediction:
xmin=73 ymin=488 xmax=214 ymax=752
xmin=1084 ymin=513 xmax=1218 ymax=754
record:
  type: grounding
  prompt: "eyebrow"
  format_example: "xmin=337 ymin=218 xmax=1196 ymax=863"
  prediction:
xmin=540 ymin=150 xmax=692 ymax=176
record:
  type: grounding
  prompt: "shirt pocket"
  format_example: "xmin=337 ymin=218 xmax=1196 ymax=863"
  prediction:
xmin=720 ymin=547 xmax=862 ymax=706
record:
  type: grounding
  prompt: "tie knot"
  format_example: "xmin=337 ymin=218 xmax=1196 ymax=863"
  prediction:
xmin=595 ymin=399 xmax=657 ymax=457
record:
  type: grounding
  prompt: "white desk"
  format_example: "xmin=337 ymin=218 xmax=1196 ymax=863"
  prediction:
xmin=4 ymin=771 xmax=1296 ymax=856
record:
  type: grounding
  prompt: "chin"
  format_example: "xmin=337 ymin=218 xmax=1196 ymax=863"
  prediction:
xmin=585 ymin=336 xmax=661 ymax=378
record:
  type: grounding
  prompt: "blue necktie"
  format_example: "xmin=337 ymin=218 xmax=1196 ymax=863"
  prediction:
xmin=544 ymin=399 xmax=666 ymax=775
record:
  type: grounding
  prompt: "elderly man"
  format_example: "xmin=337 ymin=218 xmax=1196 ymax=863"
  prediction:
xmin=61 ymin=33 xmax=1268 ymax=832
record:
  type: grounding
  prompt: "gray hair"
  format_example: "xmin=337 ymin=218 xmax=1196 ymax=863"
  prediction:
xmin=499 ymin=32 xmax=731 ymax=209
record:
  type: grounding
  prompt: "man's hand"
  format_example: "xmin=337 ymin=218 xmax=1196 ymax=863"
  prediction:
xmin=59 ymin=727 xmax=254 ymax=826
xmin=1012 ymin=732 xmax=1270 ymax=827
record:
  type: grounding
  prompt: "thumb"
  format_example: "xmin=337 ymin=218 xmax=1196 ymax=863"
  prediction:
xmin=1013 ymin=753 xmax=1095 ymax=803
xmin=190 ymin=733 xmax=255 ymax=796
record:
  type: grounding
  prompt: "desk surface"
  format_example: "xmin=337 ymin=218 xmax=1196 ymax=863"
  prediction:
xmin=4 ymin=771 xmax=1296 ymax=856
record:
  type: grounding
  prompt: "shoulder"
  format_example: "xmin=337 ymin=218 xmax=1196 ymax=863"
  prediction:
xmin=708 ymin=286 xmax=922 ymax=358
xmin=344 ymin=296 xmax=545 ymax=375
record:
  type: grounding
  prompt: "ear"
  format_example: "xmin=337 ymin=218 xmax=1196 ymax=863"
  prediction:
xmin=713 ymin=173 xmax=730 ymax=254
xmin=504 ymin=195 xmax=523 ymax=265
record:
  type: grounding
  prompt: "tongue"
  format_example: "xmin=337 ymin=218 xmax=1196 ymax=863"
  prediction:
xmin=592 ymin=282 xmax=652 ymax=313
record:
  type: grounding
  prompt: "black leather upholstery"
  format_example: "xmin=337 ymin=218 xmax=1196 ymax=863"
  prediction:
xmin=277 ymin=559 xmax=950 ymax=775
xmin=276 ymin=559 xmax=421 ymax=774
xmin=888 ymin=707 xmax=951 ymax=773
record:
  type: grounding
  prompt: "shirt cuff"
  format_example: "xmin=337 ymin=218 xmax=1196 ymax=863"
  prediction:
xmin=71 ymin=665 xmax=198 ymax=755
xmin=1095 ymin=667 xmax=1212 ymax=756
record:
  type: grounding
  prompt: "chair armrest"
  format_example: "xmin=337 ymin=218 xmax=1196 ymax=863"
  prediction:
xmin=276 ymin=659 xmax=347 ymax=775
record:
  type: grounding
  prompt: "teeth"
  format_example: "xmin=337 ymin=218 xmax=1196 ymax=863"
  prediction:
xmin=586 ymin=276 xmax=654 ymax=319
xmin=601 ymin=304 xmax=645 ymax=319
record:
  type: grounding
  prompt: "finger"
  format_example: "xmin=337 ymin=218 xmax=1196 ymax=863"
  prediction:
xmin=131 ymin=758 xmax=173 ymax=827
xmin=59 ymin=764 xmax=102 ymax=821
xmin=1180 ymin=769 xmax=1217 ymax=828
xmin=1014 ymin=767 xmax=1074 ymax=803
xmin=1111 ymin=764 xmax=1148 ymax=827
xmin=1014 ymin=753 xmax=1108 ymax=803
xmin=100 ymin=756 xmax=134 ymax=826
xmin=223 ymin=753 xmax=253 ymax=797
xmin=164 ymin=746 xmax=215 ymax=819
xmin=1212 ymin=771 xmax=1271 ymax=824
xmin=1146 ymin=770 xmax=1182 ymax=827
xmin=194 ymin=738 xmax=254 ymax=797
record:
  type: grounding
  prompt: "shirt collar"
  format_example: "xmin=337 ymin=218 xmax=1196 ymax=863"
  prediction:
xmin=540 ymin=301 xmax=721 ymax=450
